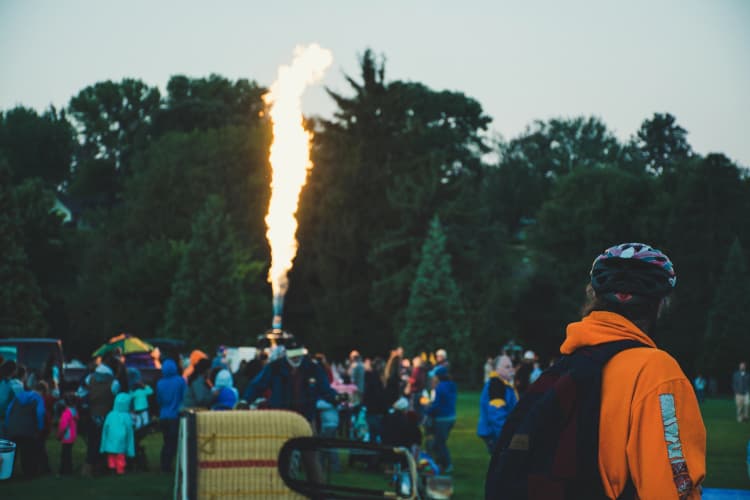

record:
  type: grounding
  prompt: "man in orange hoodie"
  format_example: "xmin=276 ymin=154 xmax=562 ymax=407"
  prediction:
xmin=561 ymin=242 xmax=705 ymax=499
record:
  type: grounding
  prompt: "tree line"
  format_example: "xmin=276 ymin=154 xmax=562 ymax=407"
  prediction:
xmin=1 ymin=49 xmax=748 ymax=389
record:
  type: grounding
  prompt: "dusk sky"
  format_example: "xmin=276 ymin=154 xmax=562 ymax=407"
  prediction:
xmin=1 ymin=0 xmax=748 ymax=166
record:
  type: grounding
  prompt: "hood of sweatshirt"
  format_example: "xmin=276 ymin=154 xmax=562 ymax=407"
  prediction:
xmin=214 ymin=369 xmax=233 ymax=389
xmin=10 ymin=378 xmax=24 ymax=395
xmin=560 ymin=311 xmax=656 ymax=354
xmin=162 ymin=359 xmax=178 ymax=377
xmin=189 ymin=350 xmax=207 ymax=366
xmin=113 ymin=391 xmax=132 ymax=412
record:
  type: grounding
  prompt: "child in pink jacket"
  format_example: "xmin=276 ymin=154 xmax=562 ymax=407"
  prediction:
xmin=57 ymin=393 xmax=79 ymax=475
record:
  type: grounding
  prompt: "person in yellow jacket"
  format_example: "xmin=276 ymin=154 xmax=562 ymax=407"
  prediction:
xmin=563 ymin=242 xmax=706 ymax=499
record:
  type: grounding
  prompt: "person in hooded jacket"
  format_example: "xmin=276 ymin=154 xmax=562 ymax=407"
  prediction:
xmin=183 ymin=357 xmax=214 ymax=409
xmin=129 ymin=373 xmax=153 ymax=430
xmin=156 ymin=359 xmax=186 ymax=473
xmin=4 ymin=367 xmax=45 ymax=478
xmin=100 ymin=392 xmax=135 ymax=474
xmin=82 ymin=355 xmax=121 ymax=476
xmin=559 ymin=243 xmax=705 ymax=499
xmin=211 ymin=368 xmax=238 ymax=410
xmin=425 ymin=365 xmax=456 ymax=474
xmin=182 ymin=350 xmax=207 ymax=382
xmin=57 ymin=392 xmax=79 ymax=475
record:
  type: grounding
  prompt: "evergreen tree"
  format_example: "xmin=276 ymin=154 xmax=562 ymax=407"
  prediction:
xmin=160 ymin=195 xmax=244 ymax=348
xmin=400 ymin=216 xmax=469 ymax=370
xmin=660 ymin=153 xmax=748 ymax=374
xmin=292 ymin=50 xmax=492 ymax=356
xmin=702 ymin=238 xmax=750 ymax=390
xmin=0 ymin=158 xmax=47 ymax=337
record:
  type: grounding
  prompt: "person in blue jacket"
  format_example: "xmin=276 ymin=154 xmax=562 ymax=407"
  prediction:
xmin=425 ymin=365 xmax=457 ymax=474
xmin=211 ymin=369 xmax=239 ymax=410
xmin=100 ymin=392 xmax=135 ymax=474
xmin=242 ymin=340 xmax=338 ymax=424
xmin=477 ymin=354 xmax=518 ymax=453
xmin=4 ymin=370 xmax=45 ymax=478
xmin=156 ymin=359 xmax=185 ymax=473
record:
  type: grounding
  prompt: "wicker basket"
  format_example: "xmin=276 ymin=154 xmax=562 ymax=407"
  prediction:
xmin=176 ymin=410 xmax=312 ymax=499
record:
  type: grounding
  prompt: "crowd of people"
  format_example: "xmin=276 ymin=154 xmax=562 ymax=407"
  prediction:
xmin=1 ymin=243 xmax=747 ymax=498
xmin=0 ymin=332 xmax=598 ymax=482
xmin=0 ymin=331 xmax=743 ymax=485
xmin=0 ymin=339 xmax=464 ymax=479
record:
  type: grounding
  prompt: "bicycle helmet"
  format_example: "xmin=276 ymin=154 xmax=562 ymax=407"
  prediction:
xmin=590 ymin=242 xmax=676 ymax=304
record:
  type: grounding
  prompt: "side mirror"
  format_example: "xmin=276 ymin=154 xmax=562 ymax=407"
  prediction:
xmin=278 ymin=437 xmax=418 ymax=499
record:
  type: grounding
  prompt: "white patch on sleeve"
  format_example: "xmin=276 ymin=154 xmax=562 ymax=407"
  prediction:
xmin=659 ymin=393 xmax=693 ymax=499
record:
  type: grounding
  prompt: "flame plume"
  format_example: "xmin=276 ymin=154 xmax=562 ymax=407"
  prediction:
xmin=264 ymin=44 xmax=332 ymax=327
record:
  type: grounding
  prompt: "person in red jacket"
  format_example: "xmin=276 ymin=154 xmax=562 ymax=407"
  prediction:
xmin=564 ymin=242 xmax=705 ymax=499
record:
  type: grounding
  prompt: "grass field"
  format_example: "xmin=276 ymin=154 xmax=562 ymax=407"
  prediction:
xmin=2 ymin=394 xmax=748 ymax=498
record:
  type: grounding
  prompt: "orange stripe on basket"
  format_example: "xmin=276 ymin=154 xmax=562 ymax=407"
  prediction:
xmin=198 ymin=459 xmax=277 ymax=469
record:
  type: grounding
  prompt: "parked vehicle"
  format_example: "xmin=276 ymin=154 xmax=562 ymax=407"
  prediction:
xmin=0 ymin=338 xmax=65 ymax=387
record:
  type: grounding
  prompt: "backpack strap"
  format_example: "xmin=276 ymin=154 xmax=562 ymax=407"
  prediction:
xmin=574 ymin=340 xmax=648 ymax=365
xmin=573 ymin=340 xmax=649 ymax=500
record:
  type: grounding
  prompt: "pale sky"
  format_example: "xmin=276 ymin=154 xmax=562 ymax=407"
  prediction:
xmin=1 ymin=0 xmax=749 ymax=167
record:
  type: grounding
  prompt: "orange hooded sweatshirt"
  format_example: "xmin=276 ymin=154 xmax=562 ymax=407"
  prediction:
xmin=182 ymin=349 xmax=207 ymax=381
xmin=561 ymin=311 xmax=705 ymax=500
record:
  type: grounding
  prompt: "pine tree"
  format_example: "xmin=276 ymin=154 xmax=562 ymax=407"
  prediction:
xmin=400 ymin=215 xmax=469 ymax=370
xmin=0 ymin=158 xmax=47 ymax=337
xmin=702 ymin=237 xmax=750 ymax=389
xmin=160 ymin=195 xmax=244 ymax=349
